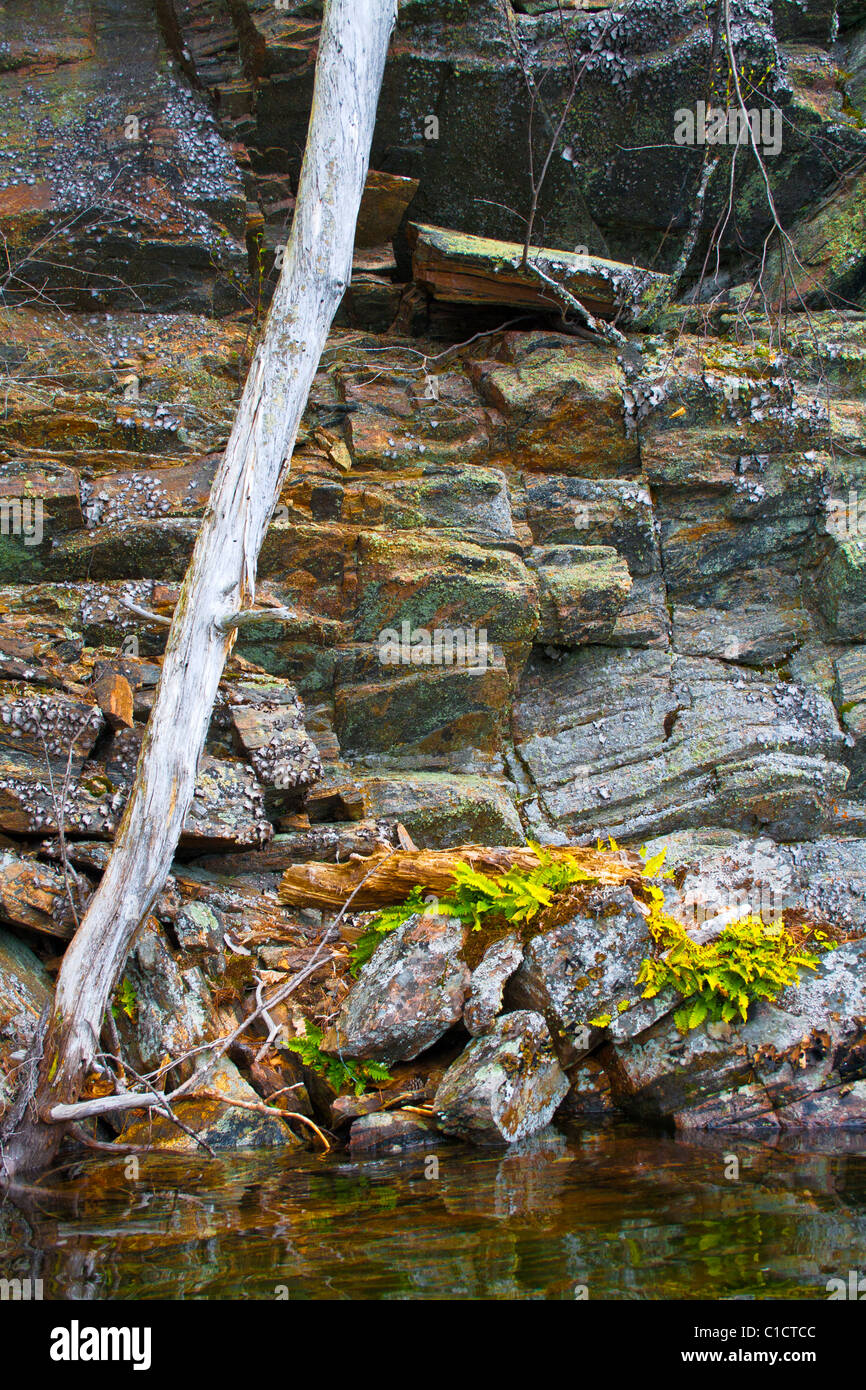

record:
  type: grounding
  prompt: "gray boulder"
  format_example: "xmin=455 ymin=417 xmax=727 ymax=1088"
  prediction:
xmin=507 ymin=884 xmax=676 ymax=1065
xmin=433 ymin=1010 xmax=568 ymax=1145
xmin=332 ymin=913 xmax=470 ymax=1063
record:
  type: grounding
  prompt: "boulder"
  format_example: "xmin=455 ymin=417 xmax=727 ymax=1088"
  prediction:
xmin=331 ymin=912 xmax=470 ymax=1063
xmin=507 ymin=884 xmax=675 ymax=1065
xmin=433 ymin=1010 xmax=568 ymax=1145
xmin=606 ymin=939 xmax=866 ymax=1131
xmin=119 ymin=1057 xmax=297 ymax=1153
xmin=464 ymin=933 xmax=524 ymax=1036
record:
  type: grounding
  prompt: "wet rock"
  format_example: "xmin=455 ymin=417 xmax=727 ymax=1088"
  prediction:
xmin=0 ymin=926 xmax=52 ymax=1114
xmin=433 ymin=1010 xmax=568 ymax=1145
xmin=605 ymin=938 xmax=866 ymax=1131
xmin=507 ymin=884 xmax=674 ymax=1065
xmin=331 ymin=912 xmax=470 ymax=1064
xmin=348 ymin=1110 xmax=440 ymax=1158
xmin=463 ymin=933 xmax=523 ymax=1035
xmin=119 ymin=1056 xmax=297 ymax=1153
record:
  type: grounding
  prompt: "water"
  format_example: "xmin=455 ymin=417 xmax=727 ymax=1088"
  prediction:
xmin=2 ymin=1123 xmax=865 ymax=1300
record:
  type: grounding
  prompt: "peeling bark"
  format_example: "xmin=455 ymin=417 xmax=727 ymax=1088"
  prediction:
xmin=0 ymin=0 xmax=398 ymax=1178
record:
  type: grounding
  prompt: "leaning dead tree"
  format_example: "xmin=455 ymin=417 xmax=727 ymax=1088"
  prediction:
xmin=0 ymin=0 xmax=399 ymax=1178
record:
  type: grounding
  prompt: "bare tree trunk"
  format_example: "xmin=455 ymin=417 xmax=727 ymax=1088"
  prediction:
xmin=0 ymin=0 xmax=398 ymax=1178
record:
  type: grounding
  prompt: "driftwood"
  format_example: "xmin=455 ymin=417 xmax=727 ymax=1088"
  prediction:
xmin=0 ymin=0 xmax=399 ymax=1179
xmin=408 ymin=222 xmax=668 ymax=321
xmin=279 ymin=842 xmax=645 ymax=910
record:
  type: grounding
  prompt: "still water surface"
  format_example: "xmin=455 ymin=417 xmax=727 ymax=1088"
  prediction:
xmin=2 ymin=1123 xmax=865 ymax=1299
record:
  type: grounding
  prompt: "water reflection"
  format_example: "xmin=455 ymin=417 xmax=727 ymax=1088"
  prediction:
xmin=1 ymin=1123 xmax=865 ymax=1299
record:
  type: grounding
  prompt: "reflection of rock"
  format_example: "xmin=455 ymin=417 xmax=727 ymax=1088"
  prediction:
xmin=348 ymin=1111 xmax=440 ymax=1158
xmin=434 ymin=1010 xmax=568 ymax=1144
xmin=438 ymin=1127 xmax=571 ymax=1224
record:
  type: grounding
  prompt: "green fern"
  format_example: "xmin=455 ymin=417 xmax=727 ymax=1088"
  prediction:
xmin=283 ymin=1019 xmax=392 ymax=1097
xmin=349 ymin=886 xmax=430 ymax=974
xmin=111 ymin=976 xmax=137 ymax=1022
xmin=638 ymin=909 xmax=834 ymax=1032
xmin=350 ymin=842 xmax=601 ymax=970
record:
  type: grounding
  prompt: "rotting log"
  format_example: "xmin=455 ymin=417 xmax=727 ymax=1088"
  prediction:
xmin=279 ymin=843 xmax=645 ymax=911
xmin=408 ymin=223 xmax=668 ymax=320
xmin=0 ymin=0 xmax=399 ymax=1179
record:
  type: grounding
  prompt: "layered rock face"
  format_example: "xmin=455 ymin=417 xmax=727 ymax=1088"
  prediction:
xmin=2 ymin=0 xmax=866 ymax=1150
xmin=161 ymin=0 xmax=866 ymax=278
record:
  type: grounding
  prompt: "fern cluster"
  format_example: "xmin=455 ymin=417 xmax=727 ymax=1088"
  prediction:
xmin=111 ymin=976 xmax=137 ymax=1022
xmin=637 ymin=888 xmax=834 ymax=1032
xmin=350 ymin=886 xmax=432 ymax=974
xmin=283 ymin=1019 xmax=392 ymax=1097
xmin=350 ymin=844 xmax=602 ymax=974
xmin=346 ymin=840 xmax=832 ymax=1044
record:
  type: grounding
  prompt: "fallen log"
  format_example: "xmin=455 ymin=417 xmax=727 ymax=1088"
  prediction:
xmin=408 ymin=222 xmax=668 ymax=321
xmin=278 ymin=842 xmax=645 ymax=910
